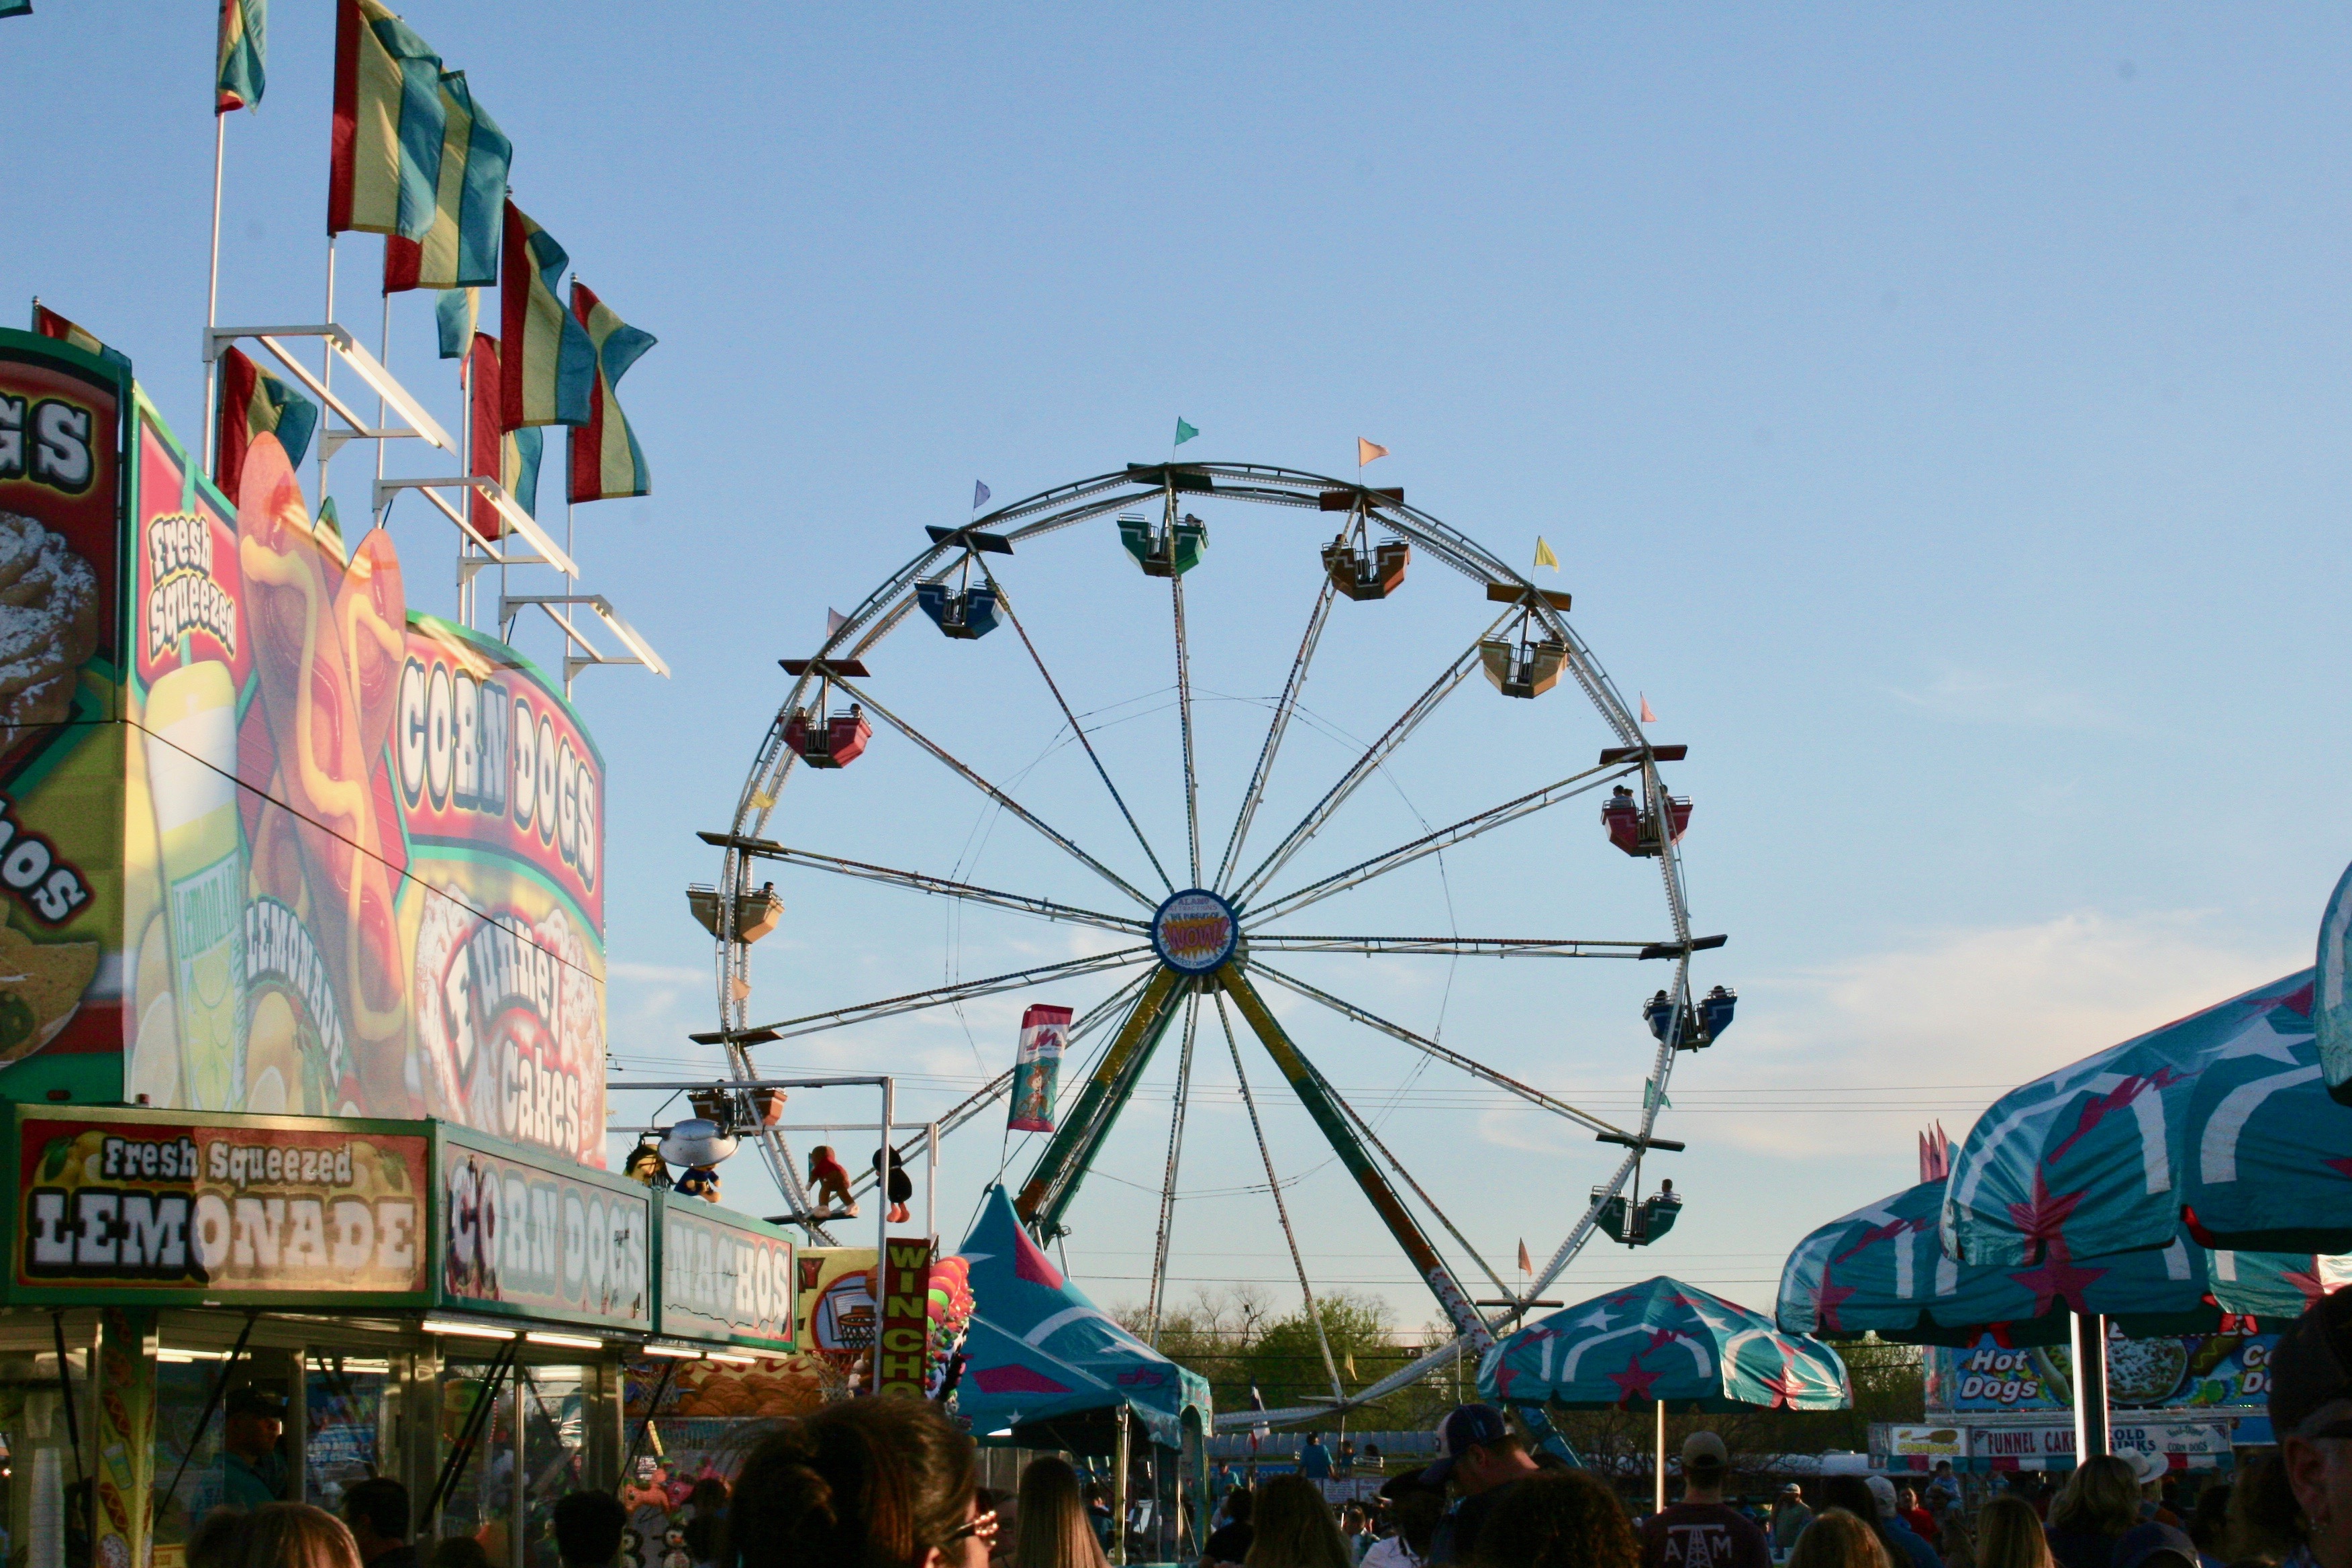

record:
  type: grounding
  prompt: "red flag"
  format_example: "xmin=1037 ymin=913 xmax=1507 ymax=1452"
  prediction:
xmin=1639 ymin=693 xmax=1657 ymax=724
xmin=1518 ymin=1238 xmax=1532 ymax=1275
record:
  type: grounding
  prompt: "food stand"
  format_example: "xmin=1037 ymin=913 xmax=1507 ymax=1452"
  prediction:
xmin=0 ymin=328 xmax=732 ymax=1568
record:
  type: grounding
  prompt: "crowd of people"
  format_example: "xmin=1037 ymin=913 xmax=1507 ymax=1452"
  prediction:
xmin=176 ymin=1286 xmax=2352 ymax=1568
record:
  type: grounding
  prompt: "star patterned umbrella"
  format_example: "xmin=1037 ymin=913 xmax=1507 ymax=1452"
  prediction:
xmin=1481 ymin=1275 xmax=1850 ymax=1412
xmin=1942 ymin=970 xmax=2352 ymax=1266
xmin=1779 ymin=1177 xmax=2327 ymax=1347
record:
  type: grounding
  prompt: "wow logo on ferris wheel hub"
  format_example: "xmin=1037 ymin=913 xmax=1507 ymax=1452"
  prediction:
xmin=1150 ymin=889 xmax=1240 ymax=974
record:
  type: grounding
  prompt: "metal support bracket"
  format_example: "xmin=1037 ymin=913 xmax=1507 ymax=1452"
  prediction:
xmin=205 ymin=324 xmax=453 ymax=452
xmin=378 ymin=475 xmax=577 ymax=577
xmin=499 ymin=593 xmax=672 ymax=693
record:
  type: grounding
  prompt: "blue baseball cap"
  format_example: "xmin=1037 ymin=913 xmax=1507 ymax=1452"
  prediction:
xmin=1425 ymin=1404 xmax=1511 ymax=1485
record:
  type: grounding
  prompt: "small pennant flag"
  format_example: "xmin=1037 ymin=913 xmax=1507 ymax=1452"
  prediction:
xmin=435 ymin=288 xmax=478 ymax=359
xmin=498 ymin=201 xmax=594 ymax=429
xmin=327 ymin=0 xmax=448 ymax=240
xmin=565 ymin=280 xmax=656 ymax=503
xmin=1357 ymin=438 xmax=1389 ymax=467
xmin=973 ymin=479 xmax=991 ymax=510
xmin=464 ymin=334 xmax=541 ymax=537
xmin=383 ymin=70 xmax=511 ymax=292
xmin=1006 ymin=1003 xmax=1073 ymax=1134
xmin=1173 ymin=417 xmax=1199 ymax=446
xmin=31 ymin=303 xmax=130 ymax=370
xmin=1344 ymin=1348 xmax=1358 ymax=1381
xmin=826 ymin=608 xmax=850 ymax=636
xmin=216 ymin=346 xmax=320 ymax=501
xmin=1533 ymin=536 xmax=1559 ymax=571
xmin=1639 ymin=693 xmax=1657 ymax=724
xmin=1643 ymin=1077 xmax=1671 ymax=1111
xmin=1518 ymin=1238 xmax=1532 ymax=1275
xmin=216 ymin=0 xmax=266 ymax=113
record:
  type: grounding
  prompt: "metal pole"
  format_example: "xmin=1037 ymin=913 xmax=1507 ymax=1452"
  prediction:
xmin=320 ymin=236 xmax=338 ymax=505
xmin=1655 ymin=1399 xmax=1666 ymax=1514
xmin=926 ymin=1120 xmax=939 ymax=1246
xmin=1112 ymin=1406 xmax=1130 ymax=1567
xmin=201 ymin=114 xmax=226 ymax=482
xmin=873 ymin=1075 xmax=893 ymax=1396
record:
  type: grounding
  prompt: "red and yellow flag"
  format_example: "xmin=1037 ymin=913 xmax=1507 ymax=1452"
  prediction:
xmin=216 ymin=347 xmax=319 ymax=502
xmin=499 ymin=201 xmax=593 ymax=430
xmin=465 ymin=334 xmax=542 ymax=538
xmin=216 ymin=0 xmax=265 ymax=113
xmin=328 ymin=0 xmax=445 ymax=239
xmin=565 ymin=281 xmax=655 ymax=504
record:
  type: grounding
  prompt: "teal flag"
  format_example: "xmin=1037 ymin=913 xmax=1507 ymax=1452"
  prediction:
xmin=1173 ymin=417 xmax=1198 ymax=446
xmin=435 ymin=289 xmax=477 ymax=358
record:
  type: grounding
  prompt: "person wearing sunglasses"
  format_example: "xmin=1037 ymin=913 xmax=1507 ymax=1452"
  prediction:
xmin=726 ymin=1398 xmax=993 ymax=1567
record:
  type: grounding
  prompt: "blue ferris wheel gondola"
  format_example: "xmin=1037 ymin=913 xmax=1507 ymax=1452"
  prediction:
xmin=916 ymin=580 xmax=1000 ymax=639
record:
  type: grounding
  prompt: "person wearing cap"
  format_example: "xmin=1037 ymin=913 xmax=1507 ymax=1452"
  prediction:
xmin=220 ymin=1385 xmax=289 ymax=1510
xmin=1639 ymin=1432 xmax=1770 ymax=1568
xmin=1364 ymin=1471 xmax=1447 ymax=1568
xmin=1863 ymin=1475 xmax=1944 ymax=1568
xmin=1773 ymin=1485 xmax=1816 ymax=1553
xmin=2245 ymin=1285 xmax=2352 ymax=1568
xmin=2106 ymin=1523 xmax=2198 ymax=1568
xmin=1424 ymin=1404 xmax=1540 ymax=1565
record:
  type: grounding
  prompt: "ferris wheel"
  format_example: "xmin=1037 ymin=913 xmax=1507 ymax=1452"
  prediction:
xmin=693 ymin=460 xmax=1728 ymax=1418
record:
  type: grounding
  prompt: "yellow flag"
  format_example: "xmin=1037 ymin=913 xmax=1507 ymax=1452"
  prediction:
xmin=1533 ymin=537 xmax=1559 ymax=571
xmin=1357 ymin=437 xmax=1388 ymax=467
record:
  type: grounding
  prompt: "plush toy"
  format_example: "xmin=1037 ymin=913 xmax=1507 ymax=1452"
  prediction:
xmin=873 ymin=1145 xmax=914 ymax=1224
xmin=622 ymin=1141 xmax=669 ymax=1189
xmin=807 ymin=1145 xmax=857 ymax=1216
xmin=659 ymin=1118 xmax=737 ymax=1204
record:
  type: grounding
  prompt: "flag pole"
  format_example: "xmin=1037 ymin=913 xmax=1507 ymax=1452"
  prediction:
xmin=200 ymin=113 xmax=226 ymax=482
xmin=374 ymin=287 xmax=391 ymax=499
xmin=320 ymin=235 xmax=338 ymax=505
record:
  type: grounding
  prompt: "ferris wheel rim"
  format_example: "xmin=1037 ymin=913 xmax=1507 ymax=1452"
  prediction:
xmin=699 ymin=456 xmax=1711 ymax=1416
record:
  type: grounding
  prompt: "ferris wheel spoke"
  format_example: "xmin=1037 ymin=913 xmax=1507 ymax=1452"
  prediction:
xmin=983 ymin=570 xmax=1177 ymax=897
xmin=1017 ymin=967 xmax=1191 ymax=1237
xmin=1214 ymin=578 xmax=1335 ymax=893
xmin=1245 ymin=934 xmax=1659 ymax=959
xmin=1212 ymin=994 xmax=1345 ymax=1403
xmin=689 ymin=945 xmax=1155 ymax=1046
xmin=1144 ymin=991 xmax=1202 ymax=1345
xmin=1228 ymin=609 xmax=1516 ymax=908
xmin=826 ymin=673 xmax=1157 ymax=911
xmin=700 ymin=833 xmax=1147 ymax=937
xmin=838 ymin=969 xmax=1156 ymax=1204
xmin=1216 ymin=965 xmax=1496 ymax=1353
xmin=1172 ymin=569 xmax=1203 ymax=886
xmin=1246 ymin=961 xmax=1636 ymax=1140
xmin=1243 ymin=761 xmax=1633 ymax=924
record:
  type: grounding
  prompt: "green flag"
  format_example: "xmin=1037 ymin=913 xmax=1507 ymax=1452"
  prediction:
xmin=1173 ymin=417 xmax=1198 ymax=446
xmin=1643 ymin=1077 xmax=1671 ymax=1111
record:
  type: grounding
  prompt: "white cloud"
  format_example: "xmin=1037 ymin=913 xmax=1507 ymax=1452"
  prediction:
xmin=1698 ymin=911 xmax=2291 ymax=1159
xmin=1885 ymin=663 xmax=2124 ymax=732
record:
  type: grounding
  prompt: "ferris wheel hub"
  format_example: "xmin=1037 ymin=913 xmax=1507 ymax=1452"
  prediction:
xmin=1148 ymin=887 xmax=1241 ymax=975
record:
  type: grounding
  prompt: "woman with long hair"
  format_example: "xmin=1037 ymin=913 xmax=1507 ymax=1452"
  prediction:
xmin=2045 ymin=1456 xmax=2144 ymax=1568
xmin=1014 ymin=1456 xmax=1108 ymax=1568
xmin=232 ymin=1504 xmax=364 ymax=1568
xmin=727 ymin=1396 xmax=992 ymax=1568
xmin=1819 ymin=1477 xmax=1920 ymax=1568
xmin=1977 ymin=1496 xmax=2055 ymax=1568
xmin=1244 ymin=1475 xmax=1351 ymax=1568
xmin=1469 ymin=1469 xmax=1640 ymax=1568
xmin=1788 ymin=1510 xmax=1894 ymax=1568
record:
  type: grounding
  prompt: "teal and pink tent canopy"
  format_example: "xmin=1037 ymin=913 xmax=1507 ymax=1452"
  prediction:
xmin=953 ymin=1185 xmax=1210 ymax=1448
xmin=1941 ymin=970 xmax=2352 ymax=1266
xmin=1481 ymin=1275 xmax=1849 ymax=1412
xmin=1779 ymin=1177 xmax=2327 ymax=1347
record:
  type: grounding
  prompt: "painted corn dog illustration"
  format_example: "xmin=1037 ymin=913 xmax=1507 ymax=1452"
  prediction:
xmin=234 ymin=437 xmax=411 ymax=1111
xmin=330 ymin=526 xmax=411 ymax=1081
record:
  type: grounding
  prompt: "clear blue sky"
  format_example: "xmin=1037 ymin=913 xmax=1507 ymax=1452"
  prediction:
xmin=9 ymin=5 xmax=2349 ymax=1344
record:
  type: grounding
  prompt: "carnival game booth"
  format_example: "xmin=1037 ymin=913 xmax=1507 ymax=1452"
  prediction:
xmin=958 ymin=1189 xmax=1210 ymax=1567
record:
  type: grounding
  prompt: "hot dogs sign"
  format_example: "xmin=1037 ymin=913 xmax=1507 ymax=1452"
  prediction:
xmin=0 ymin=329 xmax=608 ymax=1168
